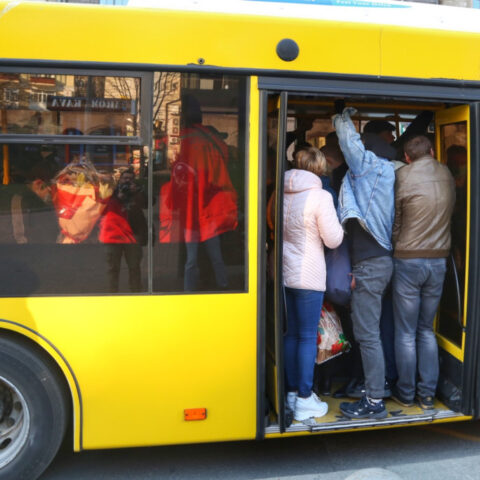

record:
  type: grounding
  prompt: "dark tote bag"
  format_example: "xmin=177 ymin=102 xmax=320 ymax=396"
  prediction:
xmin=325 ymin=237 xmax=351 ymax=306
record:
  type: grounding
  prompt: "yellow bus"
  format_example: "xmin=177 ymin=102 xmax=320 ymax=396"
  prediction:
xmin=1 ymin=0 xmax=480 ymax=478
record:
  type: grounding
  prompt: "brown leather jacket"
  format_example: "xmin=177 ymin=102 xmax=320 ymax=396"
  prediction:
xmin=393 ymin=155 xmax=455 ymax=258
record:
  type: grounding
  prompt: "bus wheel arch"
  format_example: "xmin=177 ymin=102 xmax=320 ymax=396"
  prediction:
xmin=0 ymin=327 xmax=78 ymax=480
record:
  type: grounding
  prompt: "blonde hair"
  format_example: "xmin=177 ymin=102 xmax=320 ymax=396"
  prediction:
xmin=294 ymin=147 xmax=327 ymax=176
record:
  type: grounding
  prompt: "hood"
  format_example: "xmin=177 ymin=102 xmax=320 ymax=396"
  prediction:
xmin=361 ymin=132 xmax=397 ymax=160
xmin=284 ymin=169 xmax=322 ymax=194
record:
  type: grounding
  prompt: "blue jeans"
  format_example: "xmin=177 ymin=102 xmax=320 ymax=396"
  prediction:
xmin=393 ymin=257 xmax=447 ymax=400
xmin=284 ymin=287 xmax=324 ymax=398
xmin=184 ymin=235 xmax=227 ymax=291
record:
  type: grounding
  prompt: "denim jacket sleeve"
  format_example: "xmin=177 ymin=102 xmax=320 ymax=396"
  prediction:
xmin=332 ymin=107 xmax=376 ymax=176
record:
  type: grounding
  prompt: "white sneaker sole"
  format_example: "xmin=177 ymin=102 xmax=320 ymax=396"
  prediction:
xmin=294 ymin=403 xmax=328 ymax=421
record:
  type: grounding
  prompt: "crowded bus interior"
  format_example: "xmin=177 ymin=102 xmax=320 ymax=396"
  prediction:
xmin=264 ymin=94 xmax=469 ymax=432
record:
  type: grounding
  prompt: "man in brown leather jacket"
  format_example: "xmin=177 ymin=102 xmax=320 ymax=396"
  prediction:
xmin=391 ymin=135 xmax=455 ymax=410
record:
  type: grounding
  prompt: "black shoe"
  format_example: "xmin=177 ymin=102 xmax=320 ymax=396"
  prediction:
xmin=391 ymin=388 xmax=414 ymax=408
xmin=318 ymin=376 xmax=331 ymax=396
xmin=340 ymin=395 xmax=388 ymax=420
xmin=346 ymin=379 xmax=365 ymax=399
xmin=347 ymin=379 xmax=392 ymax=399
xmin=416 ymin=395 xmax=434 ymax=410
xmin=333 ymin=378 xmax=357 ymax=398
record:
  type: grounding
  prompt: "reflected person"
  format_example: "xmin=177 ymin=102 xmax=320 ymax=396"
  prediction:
xmin=159 ymin=94 xmax=238 ymax=291
xmin=99 ymin=168 xmax=147 ymax=293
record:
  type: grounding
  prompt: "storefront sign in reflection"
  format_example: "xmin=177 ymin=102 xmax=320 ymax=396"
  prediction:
xmin=47 ymin=96 xmax=136 ymax=113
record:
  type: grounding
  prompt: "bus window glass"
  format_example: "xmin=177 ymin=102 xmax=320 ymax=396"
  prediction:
xmin=0 ymin=143 xmax=148 ymax=296
xmin=0 ymin=73 xmax=140 ymax=137
xmin=437 ymin=121 xmax=467 ymax=346
xmin=152 ymin=73 xmax=246 ymax=293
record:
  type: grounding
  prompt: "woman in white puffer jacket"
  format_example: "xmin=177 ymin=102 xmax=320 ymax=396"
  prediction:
xmin=283 ymin=147 xmax=344 ymax=422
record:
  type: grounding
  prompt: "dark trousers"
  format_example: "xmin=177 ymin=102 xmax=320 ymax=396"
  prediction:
xmin=106 ymin=243 xmax=143 ymax=293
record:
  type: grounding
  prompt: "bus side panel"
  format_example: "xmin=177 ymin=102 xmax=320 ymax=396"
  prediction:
xmin=0 ymin=292 xmax=257 ymax=448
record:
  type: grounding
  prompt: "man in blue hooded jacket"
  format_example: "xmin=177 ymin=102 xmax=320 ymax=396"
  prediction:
xmin=333 ymin=107 xmax=395 ymax=419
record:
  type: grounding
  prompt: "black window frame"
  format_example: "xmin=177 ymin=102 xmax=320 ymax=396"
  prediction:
xmin=0 ymin=66 xmax=250 ymax=297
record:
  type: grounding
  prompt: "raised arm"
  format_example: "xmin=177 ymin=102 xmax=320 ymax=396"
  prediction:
xmin=332 ymin=107 xmax=376 ymax=176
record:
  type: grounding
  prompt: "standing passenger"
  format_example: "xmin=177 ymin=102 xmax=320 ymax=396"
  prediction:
xmin=333 ymin=106 xmax=395 ymax=420
xmin=391 ymin=135 xmax=455 ymax=410
xmin=283 ymin=147 xmax=343 ymax=421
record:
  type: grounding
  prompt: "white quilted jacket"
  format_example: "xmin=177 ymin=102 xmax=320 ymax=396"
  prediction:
xmin=283 ymin=169 xmax=344 ymax=291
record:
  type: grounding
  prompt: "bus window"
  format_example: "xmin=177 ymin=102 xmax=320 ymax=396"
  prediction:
xmin=436 ymin=114 xmax=468 ymax=349
xmin=152 ymin=72 xmax=247 ymax=293
xmin=0 ymin=73 xmax=141 ymax=137
xmin=0 ymin=142 xmax=148 ymax=296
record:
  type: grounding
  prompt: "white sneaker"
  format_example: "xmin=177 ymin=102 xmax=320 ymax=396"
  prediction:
xmin=312 ymin=392 xmax=326 ymax=405
xmin=294 ymin=394 xmax=329 ymax=421
xmin=286 ymin=391 xmax=297 ymax=411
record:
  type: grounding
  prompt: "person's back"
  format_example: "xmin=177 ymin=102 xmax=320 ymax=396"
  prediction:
xmin=333 ymin=106 xmax=395 ymax=420
xmin=333 ymin=108 xmax=395 ymax=251
xmin=393 ymin=156 xmax=455 ymax=258
xmin=392 ymin=135 xmax=455 ymax=411
xmin=282 ymin=147 xmax=343 ymax=423
xmin=283 ymin=168 xmax=342 ymax=292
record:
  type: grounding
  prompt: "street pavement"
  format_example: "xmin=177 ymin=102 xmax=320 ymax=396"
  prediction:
xmin=40 ymin=421 xmax=480 ymax=479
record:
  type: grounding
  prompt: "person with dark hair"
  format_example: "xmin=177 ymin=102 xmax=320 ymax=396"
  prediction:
xmin=333 ymin=106 xmax=395 ymax=420
xmin=0 ymin=168 xmax=58 ymax=245
xmin=391 ymin=135 xmax=455 ymax=410
xmin=363 ymin=110 xmax=434 ymax=161
xmin=321 ymin=143 xmax=348 ymax=195
xmin=363 ymin=119 xmax=396 ymax=144
xmin=99 ymin=168 xmax=147 ymax=293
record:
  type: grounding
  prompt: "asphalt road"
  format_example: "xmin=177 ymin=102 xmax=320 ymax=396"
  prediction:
xmin=40 ymin=421 xmax=480 ymax=480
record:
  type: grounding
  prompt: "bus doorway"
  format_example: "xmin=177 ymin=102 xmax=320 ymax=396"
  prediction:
xmin=261 ymin=91 xmax=475 ymax=435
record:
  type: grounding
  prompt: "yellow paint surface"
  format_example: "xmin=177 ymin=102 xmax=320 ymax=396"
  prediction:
xmin=0 ymin=284 xmax=258 ymax=449
xmin=1 ymin=2 xmax=480 ymax=81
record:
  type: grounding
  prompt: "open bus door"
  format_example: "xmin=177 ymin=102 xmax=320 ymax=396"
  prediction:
xmin=435 ymin=105 xmax=474 ymax=414
xmin=265 ymin=92 xmax=288 ymax=432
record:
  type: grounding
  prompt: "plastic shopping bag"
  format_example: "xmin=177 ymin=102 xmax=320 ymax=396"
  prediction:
xmin=316 ymin=302 xmax=351 ymax=365
xmin=52 ymin=158 xmax=113 ymax=243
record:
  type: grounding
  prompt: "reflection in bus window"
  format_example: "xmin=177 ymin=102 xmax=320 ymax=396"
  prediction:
xmin=0 ymin=143 xmax=148 ymax=296
xmin=0 ymin=73 xmax=140 ymax=137
xmin=99 ymin=167 xmax=147 ymax=293
xmin=438 ymin=122 xmax=468 ymax=347
xmin=153 ymin=73 xmax=247 ymax=293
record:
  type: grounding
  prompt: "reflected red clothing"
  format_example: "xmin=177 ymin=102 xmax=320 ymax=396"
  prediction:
xmin=159 ymin=124 xmax=238 ymax=243
xmin=99 ymin=196 xmax=136 ymax=244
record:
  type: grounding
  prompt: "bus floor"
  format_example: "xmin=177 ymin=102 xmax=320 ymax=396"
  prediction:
xmin=265 ymin=389 xmax=466 ymax=434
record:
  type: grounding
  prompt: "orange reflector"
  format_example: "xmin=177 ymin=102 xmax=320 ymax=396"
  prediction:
xmin=184 ymin=408 xmax=207 ymax=421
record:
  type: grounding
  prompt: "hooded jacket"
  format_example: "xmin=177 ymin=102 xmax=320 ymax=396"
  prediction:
xmin=283 ymin=169 xmax=343 ymax=291
xmin=159 ymin=124 xmax=238 ymax=243
xmin=333 ymin=108 xmax=395 ymax=252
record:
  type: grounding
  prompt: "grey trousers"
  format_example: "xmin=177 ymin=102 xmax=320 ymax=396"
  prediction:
xmin=351 ymin=256 xmax=393 ymax=399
